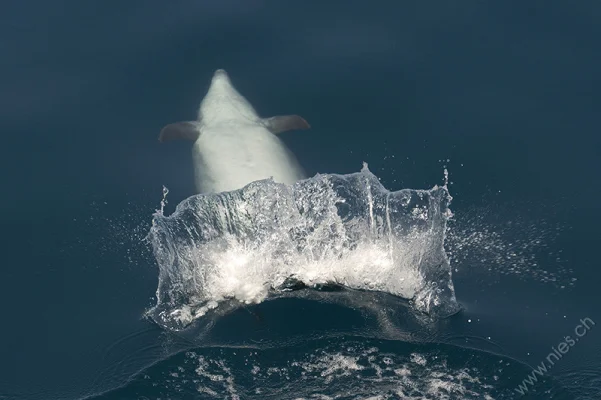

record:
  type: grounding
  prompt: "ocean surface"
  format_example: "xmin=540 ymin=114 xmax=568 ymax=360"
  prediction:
xmin=1 ymin=1 xmax=600 ymax=399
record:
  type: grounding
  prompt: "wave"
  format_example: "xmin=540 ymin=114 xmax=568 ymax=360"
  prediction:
xmin=146 ymin=164 xmax=460 ymax=331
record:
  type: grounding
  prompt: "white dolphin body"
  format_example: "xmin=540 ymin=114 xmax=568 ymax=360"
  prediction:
xmin=159 ymin=69 xmax=310 ymax=194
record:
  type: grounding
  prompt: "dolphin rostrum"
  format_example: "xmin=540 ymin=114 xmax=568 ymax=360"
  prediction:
xmin=159 ymin=69 xmax=310 ymax=194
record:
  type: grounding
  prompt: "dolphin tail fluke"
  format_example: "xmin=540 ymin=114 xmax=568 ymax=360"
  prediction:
xmin=262 ymin=115 xmax=310 ymax=135
xmin=159 ymin=121 xmax=200 ymax=142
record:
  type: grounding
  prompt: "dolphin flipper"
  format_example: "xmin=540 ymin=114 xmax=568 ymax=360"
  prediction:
xmin=159 ymin=121 xmax=200 ymax=142
xmin=262 ymin=115 xmax=310 ymax=135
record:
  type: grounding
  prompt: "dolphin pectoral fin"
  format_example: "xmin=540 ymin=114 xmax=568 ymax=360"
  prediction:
xmin=262 ymin=115 xmax=311 ymax=135
xmin=158 ymin=121 xmax=200 ymax=142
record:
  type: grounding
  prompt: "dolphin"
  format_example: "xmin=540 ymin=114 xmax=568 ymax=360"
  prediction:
xmin=159 ymin=69 xmax=310 ymax=194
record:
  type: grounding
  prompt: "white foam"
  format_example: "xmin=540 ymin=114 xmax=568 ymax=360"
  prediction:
xmin=181 ymin=344 xmax=497 ymax=399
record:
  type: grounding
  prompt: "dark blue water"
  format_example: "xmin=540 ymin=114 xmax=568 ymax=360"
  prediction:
xmin=2 ymin=1 xmax=600 ymax=399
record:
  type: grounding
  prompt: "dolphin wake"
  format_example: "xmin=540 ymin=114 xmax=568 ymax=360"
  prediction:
xmin=147 ymin=164 xmax=460 ymax=331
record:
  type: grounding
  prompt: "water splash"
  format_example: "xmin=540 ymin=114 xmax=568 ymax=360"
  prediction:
xmin=157 ymin=186 xmax=170 ymax=216
xmin=146 ymin=164 xmax=460 ymax=331
xmin=445 ymin=206 xmax=574 ymax=288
